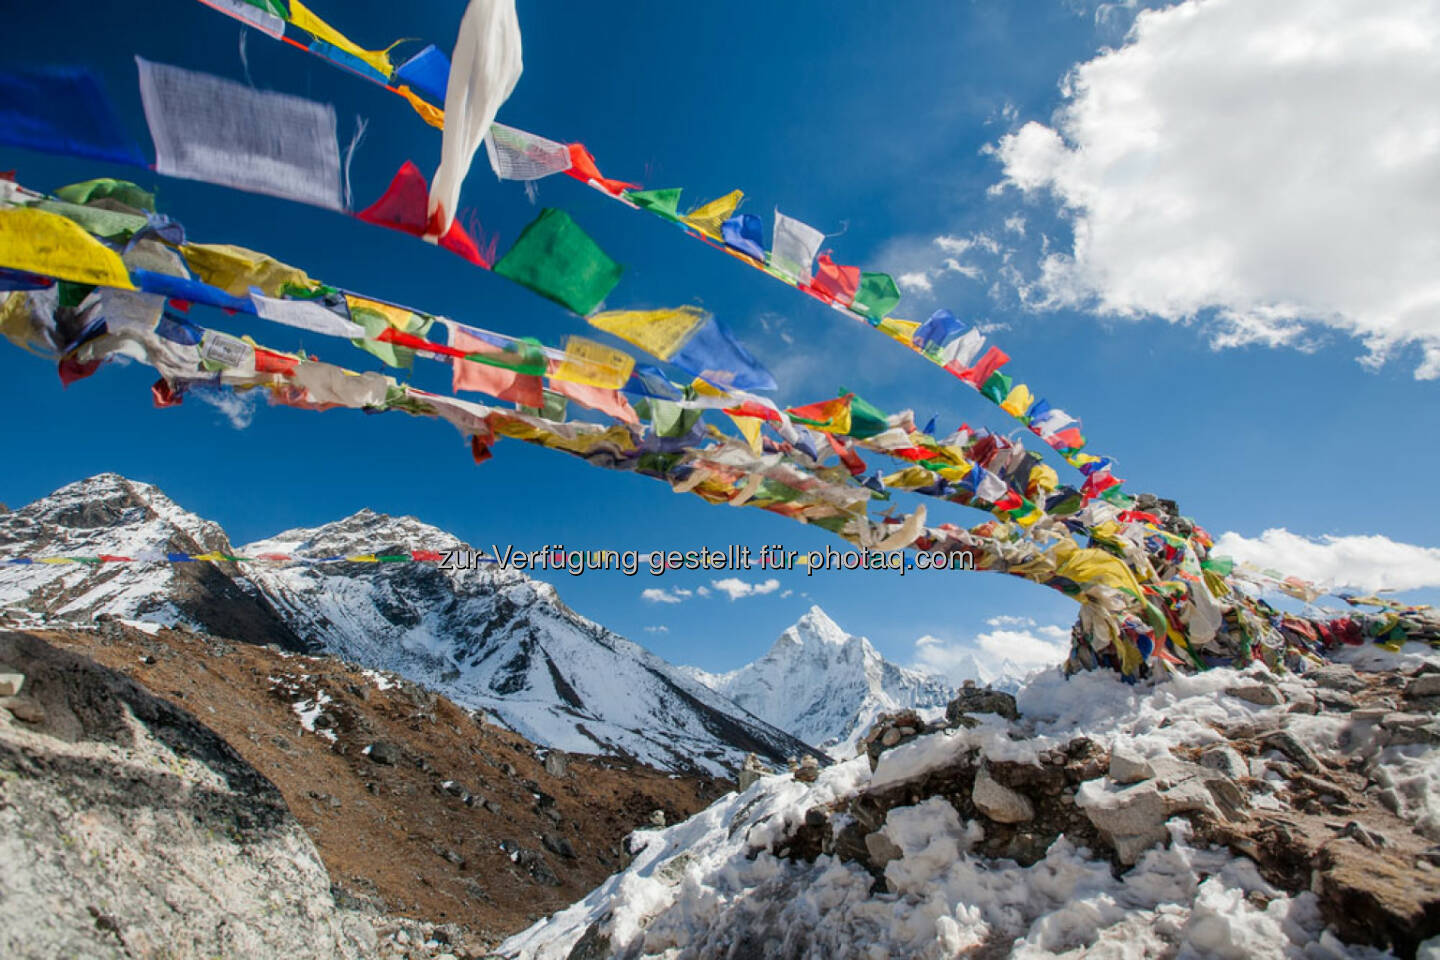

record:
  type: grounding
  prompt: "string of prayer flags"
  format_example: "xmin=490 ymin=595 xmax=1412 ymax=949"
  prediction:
xmin=426 ymin=0 xmax=523 ymax=237
xmin=493 ymin=208 xmax=621 ymax=314
xmin=0 ymin=67 xmax=147 ymax=168
xmin=136 ymin=57 xmax=345 ymax=212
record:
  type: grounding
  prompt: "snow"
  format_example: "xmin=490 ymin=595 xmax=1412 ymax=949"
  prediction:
xmin=292 ymin=690 xmax=335 ymax=743
xmin=683 ymin=606 xmax=955 ymax=755
xmin=361 ymin=669 xmax=396 ymax=692
xmin=498 ymin=664 xmax=1415 ymax=960
xmin=117 ymin=618 xmax=163 ymax=635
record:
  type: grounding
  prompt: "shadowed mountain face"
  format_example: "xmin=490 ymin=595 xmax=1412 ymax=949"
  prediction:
xmin=0 ymin=475 xmax=818 ymax=775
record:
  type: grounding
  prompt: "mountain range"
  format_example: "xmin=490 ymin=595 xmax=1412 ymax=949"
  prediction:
xmin=0 ymin=474 xmax=981 ymax=773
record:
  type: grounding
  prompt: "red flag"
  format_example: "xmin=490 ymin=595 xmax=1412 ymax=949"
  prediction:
xmin=808 ymin=254 xmax=860 ymax=306
xmin=957 ymin=346 xmax=1009 ymax=387
xmin=826 ymin=433 xmax=867 ymax=476
xmin=58 ymin=355 xmax=100 ymax=386
xmin=253 ymin=346 xmax=299 ymax=376
xmin=411 ymin=550 xmax=444 ymax=562
xmin=151 ymin=378 xmax=184 ymax=407
xmin=565 ymin=144 xmax=640 ymax=196
xmin=359 ymin=161 xmax=490 ymax=267
xmin=450 ymin=326 xmax=544 ymax=406
xmin=1048 ymin=427 xmax=1086 ymax=451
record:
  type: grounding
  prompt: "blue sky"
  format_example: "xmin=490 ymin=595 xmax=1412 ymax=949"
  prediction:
xmin=2 ymin=0 xmax=1437 ymax=677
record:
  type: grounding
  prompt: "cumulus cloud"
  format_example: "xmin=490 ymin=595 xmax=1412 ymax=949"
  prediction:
xmin=710 ymin=577 xmax=781 ymax=601
xmin=1213 ymin=529 xmax=1440 ymax=593
xmin=897 ymin=271 xmax=933 ymax=294
xmin=641 ymin=587 xmax=691 ymax=604
xmin=993 ymin=0 xmax=1440 ymax=377
xmin=644 ymin=625 xmax=669 ymax=634
xmin=912 ymin=620 xmax=1071 ymax=682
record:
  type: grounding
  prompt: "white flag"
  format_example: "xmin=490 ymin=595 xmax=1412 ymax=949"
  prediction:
xmin=137 ymin=57 xmax=343 ymax=211
xmin=251 ymin=292 xmax=364 ymax=339
xmin=770 ymin=209 xmax=824 ymax=283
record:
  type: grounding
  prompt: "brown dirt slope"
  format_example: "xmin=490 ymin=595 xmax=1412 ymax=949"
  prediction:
xmin=14 ymin=618 xmax=730 ymax=951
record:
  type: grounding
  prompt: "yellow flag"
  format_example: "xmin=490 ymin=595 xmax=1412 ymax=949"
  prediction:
xmin=182 ymin=243 xmax=309 ymax=297
xmin=683 ymin=190 xmax=743 ymax=241
xmin=1026 ymin=462 xmax=1059 ymax=496
xmin=587 ymin=306 xmax=709 ymax=360
xmin=881 ymin=466 xmax=937 ymax=489
xmin=728 ymin=414 xmax=764 ymax=454
xmin=0 ymin=208 xmax=134 ymax=289
xmin=689 ymin=377 xmax=729 ymax=399
xmin=552 ymin=336 xmax=635 ymax=389
xmin=344 ymin=295 xmax=423 ymax=333
xmin=396 ymin=85 xmax=444 ymax=129
xmin=289 ymin=0 xmax=398 ymax=78
xmin=346 ymin=554 xmax=380 ymax=563
xmin=876 ymin=316 xmax=919 ymax=346
xmin=1000 ymin=383 xmax=1034 ymax=418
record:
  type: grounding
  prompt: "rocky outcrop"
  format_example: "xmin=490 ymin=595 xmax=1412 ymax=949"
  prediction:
xmin=0 ymin=631 xmax=377 ymax=959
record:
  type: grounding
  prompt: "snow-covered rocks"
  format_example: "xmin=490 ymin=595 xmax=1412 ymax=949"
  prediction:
xmin=972 ymin=762 xmax=1034 ymax=824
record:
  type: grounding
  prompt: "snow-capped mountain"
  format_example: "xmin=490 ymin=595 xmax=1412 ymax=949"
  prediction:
xmin=0 ymin=473 xmax=306 ymax=648
xmin=0 ymin=475 xmax=818 ymax=776
xmin=938 ymin=649 xmax=1031 ymax=694
xmin=682 ymin=606 xmax=956 ymax=755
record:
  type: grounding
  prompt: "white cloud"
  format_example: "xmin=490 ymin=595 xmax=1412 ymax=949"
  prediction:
xmin=1213 ymin=528 xmax=1440 ymax=593
xmin=897 ymin=271 xmax=933 ymax=294
xmin=1003 ymin=215 xmax=1026 ymax=236
xmin=644 ymin=625 xmax=669 ymax=634
xmin=994 ymin=0 xmax=1440 ymax=378
xmin=192 ymin=387 xmax=259 ymax=430
xmin=912 ymin=621 xmax=1071 ymax=683
xmin=781 ymin=589 xmax=793 ymax=598
xmin=641 ymin=587 xmax=692 ymax=604
xmin=696 ymin=586 xmax=711 ymax=598
xmin=710 ymin=577 xmax=781 ymax=601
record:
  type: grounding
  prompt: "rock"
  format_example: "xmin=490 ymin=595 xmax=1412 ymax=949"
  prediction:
xmin=1077 ymin=780 xmax=1170 ymax=865
xmin=0 ymin=695 xmax=44 ymax=723
xmin=1263 ymin=731 xmax=1324 ymax=775
xmin=1199 ymin=745 xmax=1247 ymax=781
xmin=1405 ymin=674 xmax=1440 ymax=698
xmin=863 ymin=831 xmax=903 ymax=869
xmin=880 ymin=727 xmax=901 ymax=747
xmin=1386 ymin=721 xmax=1440 ymax=747
xmin=795 ymin=755 xmax=820 ymax=783
xmin=366 ymin=741 xmax=402 ymax=766
xmin=862 ymin=711 xmax=926 ymax=771
xmin=1108 ymin=742 xmax=1155 ymax=784
xmin=541 ymin=832 xmax=577 ymax=859
xmin=1310 ymin=664 xmax=1367 ymax=693
xmin=1338 ymin=821 xmax=1387 ymax=850
xmin=972 ymin=763 xmax=1034 ymax=824
xmin=649 ymin=809 xmax=667 ymax=828
xmin=514 ymin=848 xmax=561 ymax=886
xmin=543 ymin=750 xmax=568 ymax=779
xmin=1313 ymin=689 xmax=1356 ymax=712
xmin=1226 ymin=684 xmax=1284 ymax=707
xmin=945 ymin=688 xmax=1019 ymax=725
xmin=0 ymin=672 xmax=23 ymax=697
xmin=436 ymin=847 xmax=465 ymax=868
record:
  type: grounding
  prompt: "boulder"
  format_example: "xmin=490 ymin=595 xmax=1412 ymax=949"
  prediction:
xmin=1108 ymin=742 xmax=1155 ymax=784
xmin=945 ymin=688 xmax=1019 ymax=725
xmin=1226 ymin=684 xmax=1284 ymax=707
xmin=366 ymin=741 xmax=402 ymax=766
xmin=972 ymin=763 xmax=1034 ymax=824
xmin=1309 ymin=664 xmax=1367 ymax=693
xmin=0 ymin=672 xmax=24 ymax=697
xmin=863 ymin=831 xmax=903 ymax=869
xmin=1263 ymin=731 xmax=1324 ymax=775
xmin=543 ymin=750 xmax=569 ymax=779
xmin=1199 ymin=745 xmax=1247 ymax=781
xmin=1405 ymin=674 xmax=1440 ymax=698
xmin=795 ymin=755 xmax=820 ymax=783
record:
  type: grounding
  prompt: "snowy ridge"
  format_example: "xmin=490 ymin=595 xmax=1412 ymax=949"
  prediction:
xmin=499 ymin=656 xmax=1440 ymax=959
xmin=241 ymin=511 xmax=819 ymax=776
xmin=0 ymin=475 xmax=815 ymax=776
xmin=682 ymin=606 xmax=956 ymax=755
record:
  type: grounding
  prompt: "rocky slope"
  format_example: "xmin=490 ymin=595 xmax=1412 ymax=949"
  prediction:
xmin=0 ymin=474 xmax=817 ymax=775
xmin=0 ymin=630 xmax=378 ymax=959
xmin=681 ymin=606 xmax=956 ymax=755
xmin=500 ymin=648 xmax=1440 ymax=959
xmin=1 ymin=616 xmax=733 ymax=956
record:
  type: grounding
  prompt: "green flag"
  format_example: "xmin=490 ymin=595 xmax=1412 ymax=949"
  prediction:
xmin=625 ymin=188 xmax=683 ymax=221
xmin=494 ymin=208 xmax=623 ymax=316
xmin=980 ymin=371 xmax=1012 ymax=404
xmin=54 ymin=178 xmax=156 ymax=213
xmin=851 ymin=272 xmax=901 ymax=320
